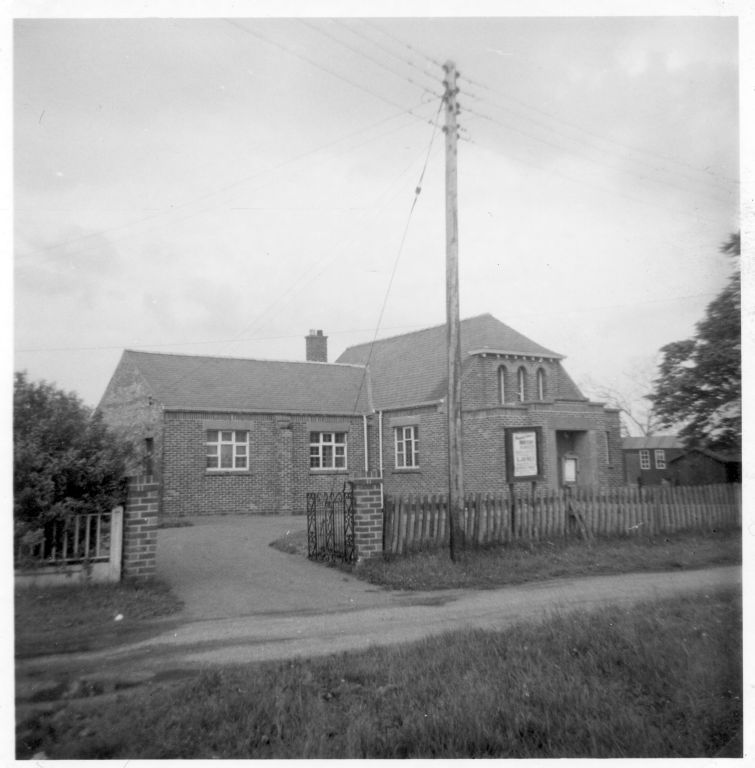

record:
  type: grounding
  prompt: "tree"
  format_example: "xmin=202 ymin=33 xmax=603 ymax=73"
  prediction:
xmin=647 ymin=233 xmax=741 ymax=452
xmin=14 ymin=372 xmax=133 ymax=529
xmin=580 ymin=360 xmax=662 ymax=437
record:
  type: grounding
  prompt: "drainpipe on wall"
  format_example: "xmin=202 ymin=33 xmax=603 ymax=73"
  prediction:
xmin=378 ymin=410 xmax=384 ymax=508
xmin=363 ymin=414 xmax=369 ymax=475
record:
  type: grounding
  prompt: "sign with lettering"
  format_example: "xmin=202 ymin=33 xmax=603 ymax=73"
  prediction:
xmin=505 ymin=427 xmax=542 ymax=482
xmin=512 ymin=431 xmax=538 ymax=477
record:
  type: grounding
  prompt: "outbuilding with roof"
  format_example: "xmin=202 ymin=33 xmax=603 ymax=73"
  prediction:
xmin=621 ymin=435 xmax=685 ymax=486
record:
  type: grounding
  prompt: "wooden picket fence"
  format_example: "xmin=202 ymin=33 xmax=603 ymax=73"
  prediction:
xmin=383 ymin=484 xmax=741 ymax=555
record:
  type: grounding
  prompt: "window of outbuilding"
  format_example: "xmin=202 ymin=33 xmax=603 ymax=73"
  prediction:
xmin=655 ymin=449 xmax=666 ymax=469
xmin=639 ymin=449 xmax=651 ymax=470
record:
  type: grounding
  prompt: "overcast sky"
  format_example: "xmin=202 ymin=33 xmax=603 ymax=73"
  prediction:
xmin=11 ymin=5 xmax=742 ymax=424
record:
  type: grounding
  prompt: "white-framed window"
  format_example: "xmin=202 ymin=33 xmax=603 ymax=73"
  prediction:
xmin=395 ymin=425 xmax=419 ymax=468
xmin=639 ymin=449 xmax=651 ymax=470
xmin=517 ymin=367 xmax=527 ymax=402
xmin=536 ymin=368 xmax=546 ymax=400
xmin=206 ymin=429 xmax=248 ymax=471
xmin=497 ymin=366 xmax=507 ymax=404
xmin=310 ymin=432 xmax=347 ymax=470
xmin=655 ymin=449 xmax=666 ymax=469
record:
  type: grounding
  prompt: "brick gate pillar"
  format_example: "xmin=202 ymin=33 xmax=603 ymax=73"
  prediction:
xmin=122 ymin=475 xmax=159 ymax=580
xmin=351 ymin=478 xmax=384 ymax=562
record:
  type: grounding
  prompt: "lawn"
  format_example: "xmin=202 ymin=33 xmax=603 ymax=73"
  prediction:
xmin=15 ymin=579 xmax=184 ymax=657
xmin=272 ymin=528 xmax=740 ymax=591
xmin=17 ymin=589 xmax=742 ymax=759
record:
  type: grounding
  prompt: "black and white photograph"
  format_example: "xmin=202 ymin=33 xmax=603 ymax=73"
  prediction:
xmin=9 ymin=1 xmax=746 ymax=760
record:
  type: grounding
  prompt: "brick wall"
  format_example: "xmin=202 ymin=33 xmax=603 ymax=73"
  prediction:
xmin=462 ymin=355 xmax=563 ymax=408
xmin=351 ymin=478 xmax=384 ymax=562
xmin=162 ymin=411 xmax=369 ymax=517
xmin=122 ymin=475 xmax=158 ymax=580
xmin=97 ymin=354 xmax=164 ymax=478
xmin=380 ymin=404 xmax=447 ymax=497
xmin=379 ymin=399 xmax=622 ymax=498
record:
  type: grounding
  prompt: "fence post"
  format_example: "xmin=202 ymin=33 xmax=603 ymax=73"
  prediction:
xmin=351 ymin=478 xmax=384 ymax=563
xmin=122 ymin=475 xmax=159 ymax=580
xmin=108 ymin=506 xmax=124 ymax=581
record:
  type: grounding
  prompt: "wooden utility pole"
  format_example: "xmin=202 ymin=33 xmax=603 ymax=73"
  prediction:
xmin=444 ymin=61 xmax=465 ymax=561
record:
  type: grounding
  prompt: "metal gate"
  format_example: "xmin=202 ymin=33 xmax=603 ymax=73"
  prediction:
xmin=306 ymin=484 xmax=355 ymax=563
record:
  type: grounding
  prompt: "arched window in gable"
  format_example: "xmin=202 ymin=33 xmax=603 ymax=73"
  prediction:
xmin=517 ymin=367 xmax=527 ymax=402
xmin=537 ymin=367 xmax=546 ymax=400
xmin=497 ymin=365 xmax=507 ymax=404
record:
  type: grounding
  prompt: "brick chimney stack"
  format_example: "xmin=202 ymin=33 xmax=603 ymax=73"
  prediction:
xmin=305 ymin=329 xmax=328 ymax=362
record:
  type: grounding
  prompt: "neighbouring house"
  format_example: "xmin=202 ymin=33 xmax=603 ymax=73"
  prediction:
xmin=621 ymin=435 xmax=685 ymax=486
xmin=98 ymin=314 xmax=622 ymax=516
xmin=667 ymin=448 xmax=742 ymax=485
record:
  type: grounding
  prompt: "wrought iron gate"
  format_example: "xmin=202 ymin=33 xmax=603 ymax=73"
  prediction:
xmin=306 ymin=484 xmax=355 ymax=563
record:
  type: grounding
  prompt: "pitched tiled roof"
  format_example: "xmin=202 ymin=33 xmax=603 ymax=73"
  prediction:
xmin=336 ymin=314 xmax=581 ymax=409
xmin=621 ymin=435 xmax=683 ymax=450
xmin=120 ymin=350 xmax=370 ymax=414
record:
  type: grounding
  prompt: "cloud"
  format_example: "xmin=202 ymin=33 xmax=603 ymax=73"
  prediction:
xmin=15 ymin=226 xmax=123 ymax=304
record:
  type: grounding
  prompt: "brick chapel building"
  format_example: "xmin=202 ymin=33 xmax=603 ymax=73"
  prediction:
xmin=98 ymin=314 xmax=622 ymax=517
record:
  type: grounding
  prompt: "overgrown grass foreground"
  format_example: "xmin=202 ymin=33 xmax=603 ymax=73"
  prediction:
xmin=350 ymin=529 xmax=741 ymax=591
xmin=15 ymin=579 xmax=183 ymax=656
xmin=18 ymin=589 xmax=741 ymax=759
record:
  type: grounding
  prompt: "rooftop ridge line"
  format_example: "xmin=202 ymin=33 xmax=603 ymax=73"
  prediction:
xmin=340 ymin=312 xmax=496 ymax=352
xmin=125 ymin=349 xmax=366 ymax=370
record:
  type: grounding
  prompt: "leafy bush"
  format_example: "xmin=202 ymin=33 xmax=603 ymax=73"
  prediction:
xmin=14 ymin=372 xmax=132 ymax=533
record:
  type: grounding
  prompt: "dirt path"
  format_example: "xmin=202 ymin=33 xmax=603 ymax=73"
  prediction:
xmin=17 ymin=565 xmax=740 ymax=687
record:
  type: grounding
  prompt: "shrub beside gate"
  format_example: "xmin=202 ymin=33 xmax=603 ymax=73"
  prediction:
xmin=384 ymin=484 xmax=741 ymax=556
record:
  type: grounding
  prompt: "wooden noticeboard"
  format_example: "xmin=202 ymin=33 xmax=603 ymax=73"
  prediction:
xmin=505 ymin=427 xmax=543 ymax=482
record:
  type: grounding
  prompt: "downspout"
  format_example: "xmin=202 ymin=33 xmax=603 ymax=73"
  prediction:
xmin=362 ymin=414 xmax=369 ymax=476
xmin=378 ymin=410 xmax=384 ymax=508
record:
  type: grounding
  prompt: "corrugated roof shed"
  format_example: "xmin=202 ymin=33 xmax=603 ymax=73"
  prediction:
xmin=336 ymin=313 xmax=583 ymax=409
xmin=121 ymin=350 xmax=371 ymax=414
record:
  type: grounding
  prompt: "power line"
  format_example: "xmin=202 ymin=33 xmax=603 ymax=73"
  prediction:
xmin=298 ymin=19 xmax=443 ymax=101
xmin=17 ymin=100 xmax=437 ymax=269
xmin=15 ymin=289 xmax=722 ymax=355
xmin=333 ymin=19 xmax=441 ymax=91
xmin=363 ymin=20 xmax=443 ymax=69
xmin=349 ymin=98 xmax=445 ymax=414
xmin=465 ymin=135 xmax=728 ymax=228
xmin=145 ymin=102 xmax=446 ymax=396
xmin=459 ymin=73 xmax=738 ymax=191
xmin=16 ymin=324 xmax=429 ymax=354
xmin=225 ymin=19 xmax=435 ymax=120
xmin=462 ymin=103 xmax=734 ymax=208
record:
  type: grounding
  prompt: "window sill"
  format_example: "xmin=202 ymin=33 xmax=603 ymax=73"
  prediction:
xmin=309 ymin=469 xmax=349 ymax=475
xmin=205 ymin=470 xmax=252 ymax=476
xmin=391 ymin=468 xmax=421 ymax=474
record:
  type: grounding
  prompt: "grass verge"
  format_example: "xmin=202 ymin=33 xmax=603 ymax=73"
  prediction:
xmin=17 ymin=589 xmax=742 ymax=759
xmin=15 ymin=579 xmax=183 ymax=657
xmin=269 ymin=528 xmax=307 ymax=555
xmin=349 ymin=529 xmax=740 ymax=590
